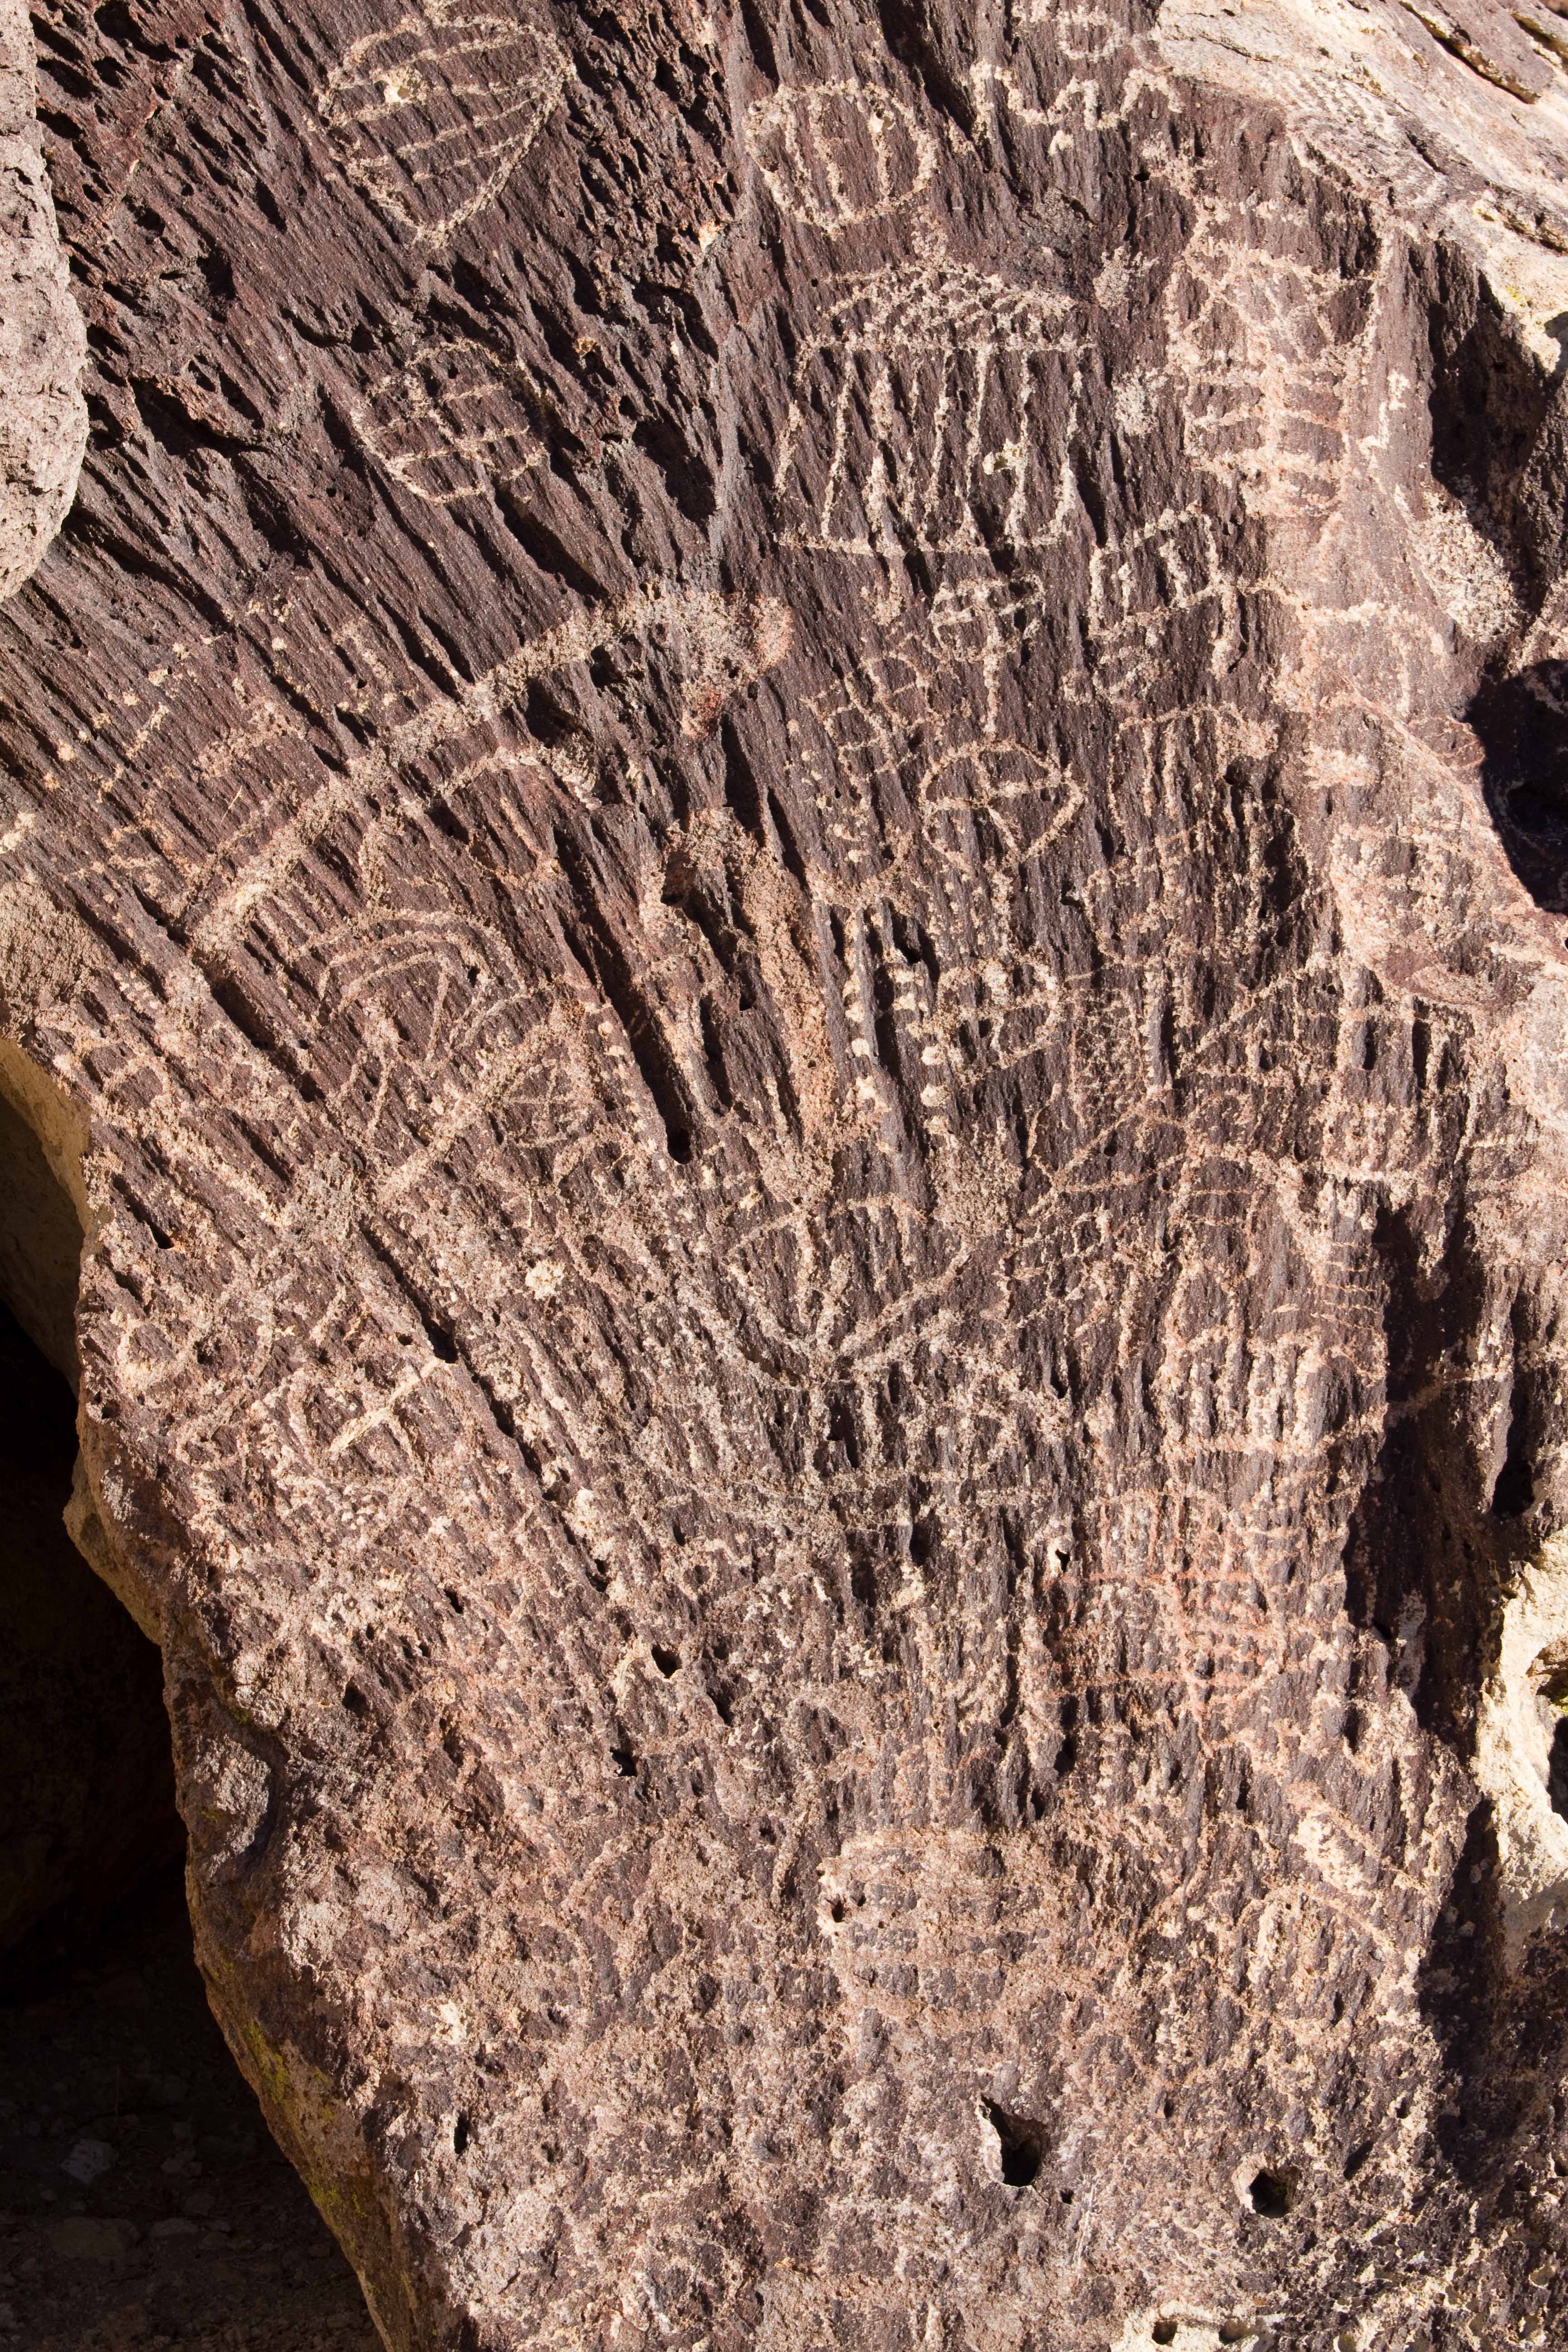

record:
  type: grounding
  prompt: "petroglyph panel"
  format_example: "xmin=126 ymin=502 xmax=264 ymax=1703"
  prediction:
xmin=318 ymin=3 xmax=570 ymax=247
xmin=1087 ymin=507 xmax=1240 ymax=706
xmin=745 ymin=81 xmax=939 ymax=230
xmin=1163 ymin=196 xmax=1369 ymax=535
xmin=6 ymin=0 xmax=1568 ymax=2346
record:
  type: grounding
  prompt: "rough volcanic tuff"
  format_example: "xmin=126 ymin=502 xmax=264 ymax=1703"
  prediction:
xmin=7 ymin=0 xmax=1568 ymax=2342
xmin=0 ymin=0 xmax=84 ymax=598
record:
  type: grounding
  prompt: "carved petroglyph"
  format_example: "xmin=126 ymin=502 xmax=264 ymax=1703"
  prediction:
xmin=969 ymin=3 xmax=1169 ymax=150
xmin=318 ymin=3 xmax=570 ymax=247
xmin=744 ymin=81 xmax=939 ymax=231
xmin=818 ymin=1829 xmax=1060 ymax=2029
xmin=928 ymin=570 xmax=1049 ymax=732
xmin=1087 ymin=507 xmax=1241 ymax=705
xmin=303 ymin=908 xmax=579 ymax=1170
xmin=776 ymin=262 xmax=1082 ymax=556
xmin=172 ymin=584 xmax=783 ymax=957
xmin=800 ymin=627 xmax=1081 ymax=917
xmin=351 ymin=340 xmax=544 ymax=503
xmin=1163 ymin=196 xmax=1368 ymax=536
xmin=1156 ymin=0 xmax=1568 ymax=358
xmin=89 ymin=590 xmax=791 ymax=1181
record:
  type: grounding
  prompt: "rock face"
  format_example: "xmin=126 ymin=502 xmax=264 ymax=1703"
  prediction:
xmin=6 ymin=0 xmax=1568 ymax=2343
xmin=0 ymin=0 xmax=85 ymax=601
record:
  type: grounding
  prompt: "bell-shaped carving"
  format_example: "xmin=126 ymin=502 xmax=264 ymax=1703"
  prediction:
xmin=319 ymin=3 xmax=570 ymax=248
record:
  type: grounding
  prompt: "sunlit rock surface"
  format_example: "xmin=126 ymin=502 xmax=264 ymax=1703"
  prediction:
xmin=0 ymin=0 xmax=84 ymax=602
xmin=4 ymin=0 xmax=1568 ymax=2342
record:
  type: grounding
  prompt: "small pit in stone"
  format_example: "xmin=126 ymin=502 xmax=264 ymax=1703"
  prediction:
xmin=983 ymin=2100 xmax=1044 ymax=2188
xmin=1247 ymin=2167 xmax=1297 ymax=2218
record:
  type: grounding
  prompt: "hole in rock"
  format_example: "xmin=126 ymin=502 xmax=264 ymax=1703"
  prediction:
xmin=0 ymin=1069 xmax=375 ymax=2340
xmin=983 ymin=2100 xmax=1044 ymax=2187
xmin=1493 ymin=1373 xmax=1536 ymax=1519
xmin=652 ymin=1643 xmax=680 ymax=1676
xmin=1469 ymin=662 xmax=1568 ymax=914
xmin=0 ymin=1067 xmax=181 ymax=1965
xmin=1247 ymin=2167 xmax=1296 ymax=2218
xmin=1152 ymin=2324 xmax=1178 ymax=2347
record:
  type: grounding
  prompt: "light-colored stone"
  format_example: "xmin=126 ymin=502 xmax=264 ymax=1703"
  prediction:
xmin=0 ymin=0 xmax=85 ymax=603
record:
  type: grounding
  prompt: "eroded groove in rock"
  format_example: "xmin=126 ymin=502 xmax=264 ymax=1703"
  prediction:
xmin=3 ymin=0 xmax=1568 ymax=2345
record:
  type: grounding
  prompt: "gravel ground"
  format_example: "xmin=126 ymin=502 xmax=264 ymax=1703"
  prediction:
xmin=0 ymin=1864 xmax=379 ymax=2350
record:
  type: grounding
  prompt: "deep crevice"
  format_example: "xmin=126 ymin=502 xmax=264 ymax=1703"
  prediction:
xmin=554 ymin=828 xmax=699 ymax=1164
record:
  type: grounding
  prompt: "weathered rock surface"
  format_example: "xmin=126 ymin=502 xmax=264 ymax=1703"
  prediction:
xmin=7 ymin=0 xmax=1568 ymax=2343
xmin=0 ymin=0 xmax=85 ymax=601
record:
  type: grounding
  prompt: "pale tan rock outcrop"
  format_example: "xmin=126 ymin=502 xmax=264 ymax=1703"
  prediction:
xmin=4 ymin=0 xmax=1568 ymax=2345
xmin=0 ymin=0 xmax=85 ymax=602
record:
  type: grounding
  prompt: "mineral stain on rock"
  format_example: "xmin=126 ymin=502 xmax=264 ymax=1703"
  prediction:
xmin=3 ymin=0 xmax=1568 ymax=2344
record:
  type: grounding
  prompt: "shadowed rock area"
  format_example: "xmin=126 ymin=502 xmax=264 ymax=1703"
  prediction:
xmin=0 ymin=1293 xmax=178 ymax=1958
xmin=0 ymin=1864 xmax=380 ymax=2352
xmin=5 ymin=0 xmax=1568 ymax=2344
